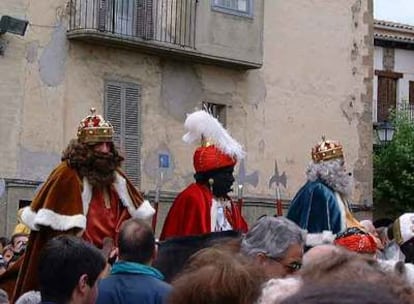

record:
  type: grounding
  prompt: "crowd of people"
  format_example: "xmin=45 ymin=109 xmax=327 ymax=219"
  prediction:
xmin=0 ymin=109 xmax=413 ymax=303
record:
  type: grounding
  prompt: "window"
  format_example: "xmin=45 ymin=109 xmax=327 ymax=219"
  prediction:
xmin=375 ymin=70 xmax=402 ymax=122
xmin=105 ymin=81 xmax=142 ymax=187
xmin=202 ymin=102 xmax=227 ymax=126
xmin=97 ymin=0 xmax=154 ymax=39
xmin=212 ymin=0 xmax=252 ymax=17
xmin=409 ymin=81 xmax=414 ymax=105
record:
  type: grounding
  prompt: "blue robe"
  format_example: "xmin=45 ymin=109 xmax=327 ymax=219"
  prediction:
xmin=287 ymin=180 xmax=344 ymax=234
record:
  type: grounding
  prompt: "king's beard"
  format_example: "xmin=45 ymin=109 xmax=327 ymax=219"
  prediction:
xmin=78 ymin=151 xmax=117 ymax=188
xmin=306 ymin=160 xmax=354 ymax=198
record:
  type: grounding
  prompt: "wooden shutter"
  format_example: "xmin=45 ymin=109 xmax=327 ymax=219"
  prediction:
xmin=409 ymin=81 xmax=414 ymax=105
xmin=377 ymin=76 xmax=397 ymax=122
xmin=105 ymin=84 xmax=122 ymax=149
xmin=124 ymin=85 xmax=141 ymax=186
xmin=135 ymin=0 xmax=153 ymax=39
xmin=105 ymin=81 xmax=142 ymax=187
xmin=98 ymin=0 xmax=108 ymax=31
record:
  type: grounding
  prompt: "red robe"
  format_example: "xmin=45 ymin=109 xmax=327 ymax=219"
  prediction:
xmin=160 ymin=183 xmax=248 ymax=240
xmin=4 ymin=161 xmax=154 ymax=301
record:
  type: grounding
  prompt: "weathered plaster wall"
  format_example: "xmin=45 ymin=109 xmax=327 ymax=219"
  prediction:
xmin=0 ymin=0 xmax=29 ymax=178
xmin=247 ymin=0 xmax=373 ymax=204
xmin=0 ymin=0 xmax=373 ymax=234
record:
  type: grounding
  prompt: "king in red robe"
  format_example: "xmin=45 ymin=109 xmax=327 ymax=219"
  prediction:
xmin=160 ymin=111 xmax=248 ymax=240
xmin=2 ymin=108 xmax=155 ymax=300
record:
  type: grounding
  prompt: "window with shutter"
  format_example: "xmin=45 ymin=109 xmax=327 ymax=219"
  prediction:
xmin=105 ymin=81 xmax=142 ymax=187
xmin=136 ymin=0 xmax=154 ymax=39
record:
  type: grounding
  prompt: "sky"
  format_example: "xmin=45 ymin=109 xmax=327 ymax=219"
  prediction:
xmin=374 ymin=0 xmax=414 ymax=25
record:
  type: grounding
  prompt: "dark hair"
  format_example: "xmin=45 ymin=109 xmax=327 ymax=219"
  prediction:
xmin=0 ymin=237 xmax=9 ymax=248
xmin=118 ymin=218 xmax=155 ymax=264
xmin=11 ymin=233 xmax=28 ymax=246
xmin=61 ymin=139 xmax=124 ymax=187
xmin=38 ymin=235 xmax=106 ymax=303
xmin=281 ymin=282 xmax=401 ymax=304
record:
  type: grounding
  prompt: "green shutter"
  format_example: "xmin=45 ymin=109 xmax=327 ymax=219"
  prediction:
xmin=104 ymin=81 xmax=142 ymax=187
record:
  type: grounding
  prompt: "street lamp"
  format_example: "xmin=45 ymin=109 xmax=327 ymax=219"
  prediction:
xmin=374 ymin=121 xmax=395 ymax=146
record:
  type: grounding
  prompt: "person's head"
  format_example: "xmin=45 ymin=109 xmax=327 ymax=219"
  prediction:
xmin=302 ymin=244 xmax=340 ymax=266
xmin=2 ymin=246 xmax=14 ymax=266
xmin=10 ymin=233 xmax=28 ymax=255
xmin=61 ymin=108 xmax=124 ymax=188
xmin=0 ymin=289 xmax=8 ymax=304
xmin=0 ymin=237 xmax=9 ymax=253
xmin=117 ymin=218 xmax=156 ymax=264
xmin=169 ymin=248 xmax=265 ymax=304
xmin=280 ymin=282 xmax=402 ymax=304
xmin=183 ymin=110 xmax=245 ymax=198
xmin=241 ymin=216 xmax=305 ymax=278
xmin=256 ymin=277 xmax=303 ymax=304
xmin=15 ymin=291 xmax=41 ymax=304
xmin=194 ymin=165 xmax=235 ymax=197
xmin=333 ymin=227 xmax=378 ymax=256
xmin=307 ymin=138 xmax=352 ymax=197
xmin=38 ymin=235 xmax=106 ymax=304
xmin=300 ymin=246 xmax=414 ymax=303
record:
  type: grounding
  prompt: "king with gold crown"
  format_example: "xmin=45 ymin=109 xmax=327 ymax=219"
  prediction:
xmin=287 ymin=137 xmax=364 ymax=246
xmin=5 ymin=108 xmax=155 ymax=300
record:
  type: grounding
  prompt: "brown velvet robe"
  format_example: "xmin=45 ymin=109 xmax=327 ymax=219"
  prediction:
xmin=0 ymin=161 xmax=150 ymax=301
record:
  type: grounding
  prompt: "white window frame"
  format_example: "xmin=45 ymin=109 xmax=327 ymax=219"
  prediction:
xmin=211 ymin=0 xmax=253 ymax=18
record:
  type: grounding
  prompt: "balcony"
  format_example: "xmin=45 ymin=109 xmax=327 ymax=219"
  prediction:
xmin=67 ymin=0 xmax=263 ymax=69
xmin=373 ymin=100 xmax=414 ymax=123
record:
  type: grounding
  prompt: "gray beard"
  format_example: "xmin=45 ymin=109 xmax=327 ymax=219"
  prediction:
xmin=306 ymin=160 xmax=353 ymax=198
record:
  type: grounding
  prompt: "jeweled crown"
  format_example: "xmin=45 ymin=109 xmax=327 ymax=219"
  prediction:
xmin=311 ymin=137 xmax=344 ymax=163
xmin=77 ymin=108 xmax=113 ymax=144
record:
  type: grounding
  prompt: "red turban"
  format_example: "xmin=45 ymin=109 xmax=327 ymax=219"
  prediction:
xmin=193 ymin=145 xmax=236 ymax=173
xmin=334 ymin=227 xmax=377 ymax=254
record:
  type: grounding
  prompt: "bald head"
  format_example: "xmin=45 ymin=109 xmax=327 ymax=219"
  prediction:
xmin=118 ymin=218 xmax=155 ymax=264
xmin=303 ymin=245 xmax=340 ymax=266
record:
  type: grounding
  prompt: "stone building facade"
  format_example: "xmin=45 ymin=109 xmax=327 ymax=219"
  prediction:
xmin=0 ymin=0 xmax=373 ymax=236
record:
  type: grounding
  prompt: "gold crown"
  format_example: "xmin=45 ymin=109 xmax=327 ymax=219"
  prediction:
xmin=311 ymin=137 xmax=344 ymax=163
xmin=77 ymin=108 xmax=113 ymax=144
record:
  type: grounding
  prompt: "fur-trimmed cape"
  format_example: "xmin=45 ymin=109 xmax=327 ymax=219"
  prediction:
xmin=9 ymin=161 xmax=154 ymax=301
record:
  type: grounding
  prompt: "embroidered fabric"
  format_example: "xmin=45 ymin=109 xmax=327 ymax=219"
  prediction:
xmin=211 ymin=198 xmax=232 ymax=232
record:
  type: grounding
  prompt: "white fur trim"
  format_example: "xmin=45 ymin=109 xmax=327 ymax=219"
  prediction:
xmin=113 ymin=173 xmax=155 ymax=219
xmin=113 ymin=172 xmax=133 ymax=209
xmin=21 ymin=206 xmax=39 ymax=231
xmin=35 ymin=208 xmax=86 ymax=231
xmin=305 ymin=230 xmax=336 ymax=247
xmin=131 ymin=199 xmax=155 ymax=220
xmin=21 ymin=207 xmax=86 ymax=231
xmin=81 ymin=177 xmax=93 ymax=215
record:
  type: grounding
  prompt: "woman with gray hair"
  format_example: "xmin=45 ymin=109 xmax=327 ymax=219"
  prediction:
xmin=241 ymin=216 xmax=305 ymax=278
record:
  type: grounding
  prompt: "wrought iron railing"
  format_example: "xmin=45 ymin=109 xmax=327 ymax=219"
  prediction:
xmin=398 ymin=103 xmax=414 ymax=121
xmin=68 ymin=0 xmax=197 ymax=48
xmin=373 ymin=101 xmax=414 ymax=123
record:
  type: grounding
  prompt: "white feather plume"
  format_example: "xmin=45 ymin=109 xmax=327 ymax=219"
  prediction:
xmin=182 ymin=110 xmax=245 ymax=160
